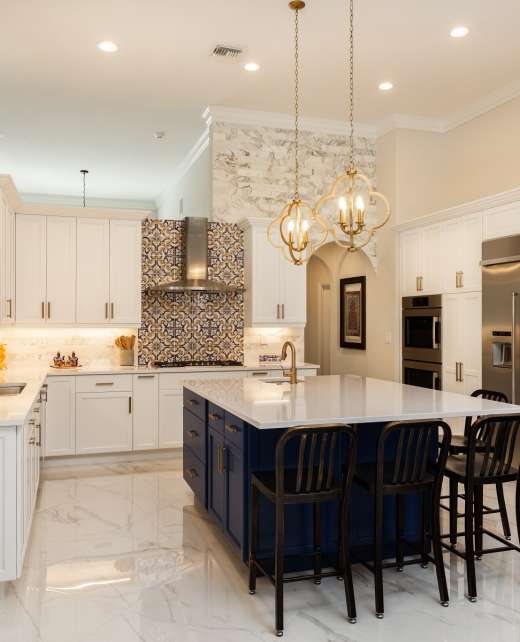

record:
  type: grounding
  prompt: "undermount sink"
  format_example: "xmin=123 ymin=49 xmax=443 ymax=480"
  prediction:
xmin=0 ymin=383 xmax=26 ymax=396
xmin=261 ymin=378 xmax=302 ymax=385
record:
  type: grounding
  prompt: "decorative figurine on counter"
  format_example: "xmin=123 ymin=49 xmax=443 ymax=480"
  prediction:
xmin=51 ymin=351 xmax=81 ymax=369
xmin=66 ymin=352 xmax=79 ymax=367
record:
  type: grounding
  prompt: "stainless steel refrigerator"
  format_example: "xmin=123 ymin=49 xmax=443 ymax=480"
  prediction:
xmin=482 ymin=234 xmax=520 ymax=403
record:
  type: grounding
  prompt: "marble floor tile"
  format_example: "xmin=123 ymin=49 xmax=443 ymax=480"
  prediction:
xmin=2 ymin=461 xmax=520 ymax=642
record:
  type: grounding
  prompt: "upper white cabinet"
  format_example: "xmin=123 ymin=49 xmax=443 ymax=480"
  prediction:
xmin=109 ymin=220 xmax=141 ymax=325
xmin=400 ymin=225 xmax=442 ymax=296
xmin=76 ymin=218 xmax=110 ymax=323
xmin=442 ymin=214 xmax=482 ymax=293
xmin=16 ymin=214 xmax=76 ymax=324
xmin=77 ymin=218 xmax=141 ymax=325
xmin=483 ymin=203 xmax=520 ymax=240
xmin=241 ymin=218 xmax=306 ymax=327
xmin=0 ymin=192 xmax=15 ymax=324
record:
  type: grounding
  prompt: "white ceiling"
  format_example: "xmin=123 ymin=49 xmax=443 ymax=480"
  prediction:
xmin=1 ymin=0 xmax=520 ymax=203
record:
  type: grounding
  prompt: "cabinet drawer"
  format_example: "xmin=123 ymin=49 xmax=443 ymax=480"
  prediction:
xmin=224 ymin=412 xmax=245 ymax=450
xmin=183 ymin=410 xmax=206 ymax=463
xmin=76 ymin=375 xmax=132 ymax=393
xmin=183 ymin=447 xmax=206 ymax=506
xmin=183 ymin=389 xmax=206 ymax=421
xmin=208 ymin=402 xmax=225 ymax=434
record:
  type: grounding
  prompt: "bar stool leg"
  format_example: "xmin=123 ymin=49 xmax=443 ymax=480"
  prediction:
xmin=395 ymin=495 xmax=405 ymax=572
xmin=516 ymin=477 xmax=520 ymax=545
xmin=248 ymin=485 xmax=258 ymax=595
xmin=339 ymin=497 xmax=357 ymax=623
xmin=421 ymin=490 xmax=430 ymax=568
xmin=374 ymin=491 xmax=385 ymax=618
xmin=431 ymin=488 xmax=449 ymax=606
xmin=275 ymin=501 xmax=285 ymax=637
xmin=496 ymin=482 xmax=512 ymax=540
xmin=474 ymin=486 xmax=484 ymax=560
xmin=449 ymin=477 xmax=458 ymax=548
xmin=313 ymin=503 xmax=322 ymax=585
xmin=464 ymin=482 xmax=478 ymax=602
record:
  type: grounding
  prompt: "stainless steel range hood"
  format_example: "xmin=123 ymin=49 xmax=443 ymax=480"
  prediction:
xmin=148 ymin=217 xmax=243 ymax=293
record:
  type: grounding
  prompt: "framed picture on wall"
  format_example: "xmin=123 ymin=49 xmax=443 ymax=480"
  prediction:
xmin=340 ymin=276 xmax=366 ymax=350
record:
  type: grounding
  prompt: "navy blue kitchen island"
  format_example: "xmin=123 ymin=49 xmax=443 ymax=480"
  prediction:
xmin=181 ymin=374 xmax=518 ymax=567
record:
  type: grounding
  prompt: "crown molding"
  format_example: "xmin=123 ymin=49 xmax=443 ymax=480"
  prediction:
xmin=393 ymin=185 xmax=520 ymax=232
xmin=204 ymin=105 xmax=377 ymax=140
xmin=20 ymin=192 xmax=157 ymax=211
xmin=375 ymin=113 xmax=445 ymax=138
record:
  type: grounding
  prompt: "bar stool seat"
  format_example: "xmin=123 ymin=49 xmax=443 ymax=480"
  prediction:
xmin=445 ymin=455 xmax=518 ymax=483
xmin=355 ymin=462 xmax=436 ymax=493
xmin=252 ymin=468 xmax=342 ymax=502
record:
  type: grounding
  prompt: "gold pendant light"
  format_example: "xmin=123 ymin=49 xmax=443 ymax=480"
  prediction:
xmin=314 ymin=0 xmax=390 ymax=252
xmin=268 ymin=0 xmax=328 ymax=266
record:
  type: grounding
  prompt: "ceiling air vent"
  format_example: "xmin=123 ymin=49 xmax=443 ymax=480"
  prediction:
xmin=211 ymin=44 xmax=244 ymax=60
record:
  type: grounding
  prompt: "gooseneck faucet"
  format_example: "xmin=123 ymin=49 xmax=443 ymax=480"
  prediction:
xmin=281 ymin=341 xmax=298 ymax=385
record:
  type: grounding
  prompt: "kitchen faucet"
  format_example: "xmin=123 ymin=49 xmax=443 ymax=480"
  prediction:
xmin=281 ymin=341 xmax=298 ymax=385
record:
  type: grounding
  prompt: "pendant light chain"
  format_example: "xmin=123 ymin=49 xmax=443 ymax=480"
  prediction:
xmin=347 ymin=0 xmax=354 ymax=171
xmin=294 ymin=5 xmax=301 ymax=200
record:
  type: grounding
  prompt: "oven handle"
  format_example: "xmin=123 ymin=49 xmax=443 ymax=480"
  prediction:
xmin=433 ymin=371 xmax=440 ymax=390
xmin=432 ymin=316 xmax=440 ymax=349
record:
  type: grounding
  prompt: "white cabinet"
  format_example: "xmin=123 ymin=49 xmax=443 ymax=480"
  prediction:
xmin=44 ymin=377 xmax=76 ymax=457
xmin=0 ymin=193 xmax=15 ymax=324
xmin=400 ymin=225 xmax=442 ymax=296
xmin=46 ymin=216 xmax=76 ymax=323
xmin=15 ymin=214 xmax=46 ymax=323
xmin=442 ymin=214 xmax=482 ymax=293
xmin=241 ymin=218 xmax=307 ymax=327
xmin=109 ymin=220 xmax=141 ymax=325
xmin=76 ymin=391 xmax=133 ymax=454
xmin=77 ymin=218 xmax=141 ymax=325
xmin=76 ymin=218 xmax=110 ymax=323
xmin=0 ymin=428 xmax=17 ymax=581
xmin=133 ymin=374 xmax=159 ymax=450
xmin=159 ymin=390 xmax=183 ymax=449
xmin=15 ymin=214 xmax=76 ymax=324
xmin=483 ymin=203 xmax=520 ymax=240
xmin=443 ymin=292 xmax=482 ymax=395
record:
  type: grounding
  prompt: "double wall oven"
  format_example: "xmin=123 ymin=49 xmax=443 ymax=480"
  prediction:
xmin=402 ymin=295 xmax=442 ymax=390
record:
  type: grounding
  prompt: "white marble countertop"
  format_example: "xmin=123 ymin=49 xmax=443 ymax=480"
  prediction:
xmin=0 ymin=362 xmax=320 ymax=427
xmin=182 ymin=374 xmax=520 ymax=429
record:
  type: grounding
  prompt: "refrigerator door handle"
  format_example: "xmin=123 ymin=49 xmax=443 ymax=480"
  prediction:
xmin=513 ymin=292 xmax=518 ymax=404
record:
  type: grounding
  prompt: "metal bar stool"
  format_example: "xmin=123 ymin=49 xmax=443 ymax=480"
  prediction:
xmin=248 ymin=424 xmax=358 ymax=637
xmin=439 ymin=389 xmax=512 ymax=545
xmin=442 ymin=414 xmax=520 ymax=602
xmin=354 ymin=419 xmax=452 ymax=618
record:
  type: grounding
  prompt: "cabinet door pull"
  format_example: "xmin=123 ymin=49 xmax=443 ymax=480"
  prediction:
xmin=208 ymin=411 xmax=220 ymax=421
xmin=41 ymin=301 xmax=45 ymax=319
xmin=455 ymin=362 xmax=459 ymax=382
xmin=105 ymin=302 xmax=109 ymax=319
xmin=282 ymin=303 xmax=285 ymax=319
xmin=225 ymin=424 xmax=239 ymax=433
xmin=36 ymin=424 xmax=41 ymax=447
xmin=187 ymin=468 xmax=198 ymax=479
xmin=216 ymin=445 xmax=221 ymax=473
xmin=137 ymin=374 xmax=155 ymax=379
xmin=459 ymin=362 xmax=464 ymax=382
xmin=188 ymin=429 xmax=198 ymax=438
xmin=95 ymin=382 xmax=114 ymax=386
xmin=277 ymin=304 xmax=280 ymax=319
xmin=128 ymin=396 xmax=132 ymax=413
xmin=6 ymin=299 xmax=12 ymax=318
xmin=221 ymin=446 xmax=227 ymax=473
xmin=187 ymin=398 xmax=199 ymax=407
xmin=111 ymin=302 xmax=114 ymax=319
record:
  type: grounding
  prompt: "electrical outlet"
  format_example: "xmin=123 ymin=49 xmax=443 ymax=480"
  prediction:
xmin=384 ymin=331 xmax=392 ymax=345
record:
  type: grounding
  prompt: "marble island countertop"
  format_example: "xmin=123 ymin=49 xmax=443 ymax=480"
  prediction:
xmin=0 ymin=361 xmax=320 ymax=427
xmin=182 ymin=374 xmax=520 ymax=429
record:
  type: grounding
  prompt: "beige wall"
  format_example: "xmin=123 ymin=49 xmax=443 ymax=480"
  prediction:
xmin=391 ymin=95 xmax=520 ymax=223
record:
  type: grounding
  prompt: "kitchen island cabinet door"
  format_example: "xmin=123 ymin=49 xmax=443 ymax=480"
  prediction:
xmin=76 ymin=218 xmax=110 ymax=324
xmin=225 ymin=443 xmax=244 ymax=549
xmin=208 ymin=428 xmax=225 ymax=526
xmin=158 ymin=390 xmax=183 ymax=448
xmin=45 ymin=377 xmax=76 ymax=457
xmin=76 ymin=392 xmax=132 ymax=454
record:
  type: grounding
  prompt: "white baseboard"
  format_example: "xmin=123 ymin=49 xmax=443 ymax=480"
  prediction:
xmin=42 ymin=448 xmax=182 ymax=469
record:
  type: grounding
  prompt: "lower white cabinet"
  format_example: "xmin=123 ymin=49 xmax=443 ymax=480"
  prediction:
xmin=76 ymin=391 xmax=133 ymax=454
xmin=0 ymin=428 xmax=17 ymax=581
xmin=44 ymin=377 xmax=76 ymax=457
xmin=159 ymin=390 xmax=183 ymax=449
xmin=133 ymin=374 xmax=159 ymax=450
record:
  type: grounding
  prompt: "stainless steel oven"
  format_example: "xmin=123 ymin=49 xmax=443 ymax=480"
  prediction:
xmin=402 ymin=295 xmax=442 ymax=364
xmin=403 ymin=360 xmax=442 ymax=390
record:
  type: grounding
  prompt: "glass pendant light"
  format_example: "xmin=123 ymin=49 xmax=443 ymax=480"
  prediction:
xmin=268 ymin=1 xmax=328 ymax=266
xmin=314 ymin=0 xmax=391 ymax=252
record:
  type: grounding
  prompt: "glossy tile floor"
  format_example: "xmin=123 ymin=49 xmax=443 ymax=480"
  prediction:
xmin=3 ymin=461 xmax=520 ymax=642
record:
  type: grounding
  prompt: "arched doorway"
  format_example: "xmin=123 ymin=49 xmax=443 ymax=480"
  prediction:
xmin=306 ymin=254 xmax=333 ymax=375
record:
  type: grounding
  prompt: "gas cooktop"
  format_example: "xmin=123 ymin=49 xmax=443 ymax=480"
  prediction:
xmin=153 ymin=360 xmax=243 ymax=368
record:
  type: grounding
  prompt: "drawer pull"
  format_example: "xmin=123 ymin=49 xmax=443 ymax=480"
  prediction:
xmin=96 ymin=382 xmax=114 ymax=386
xmin=251 ymin=371 xmax=269 ymax=377
xmin=225 ymin=424 xmax=239 ymax=433
xmin=137 ymin=375 xmax=155 ymax=379
xmin=208 ymin=412 xmax=221 ymax=421
xmin=187 ymin=468 xmax=198 ymax=479
xmin=187 ymin=398 xmax=199 ymax=407
xmin=188 ymin=429 xmax=199 ymax=438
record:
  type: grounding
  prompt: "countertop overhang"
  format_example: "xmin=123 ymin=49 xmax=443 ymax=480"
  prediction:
xmin=182 ymin=374 xmax=520 ymax=429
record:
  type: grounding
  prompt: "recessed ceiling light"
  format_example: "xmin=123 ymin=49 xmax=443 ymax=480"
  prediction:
xmin=378 ymin=81 xmax=394 ymax=91
xmin=244 ymin=62 xmax=260 ymax=72
xmin=153 ymin=131 xmax=166 ymax=140
xmin=450 ymin=26 xmax=469 ymax=38
xmin=97 ymin=41 xmax=118 ymax=53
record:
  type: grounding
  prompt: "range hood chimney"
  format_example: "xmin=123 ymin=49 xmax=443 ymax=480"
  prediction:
xmin=148 ymin=217 xmax=243 ymax=293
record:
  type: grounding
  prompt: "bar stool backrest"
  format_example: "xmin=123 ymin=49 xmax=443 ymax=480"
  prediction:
xmin=464 ymin=389 xmax=509 ymax=436
xmin=378 ymin=420 xmax=452 ymax=488
xmin=468 ymin=415 xmax=520 ymax=479
xmin=275 ymin=425 xmax=357 ymax=497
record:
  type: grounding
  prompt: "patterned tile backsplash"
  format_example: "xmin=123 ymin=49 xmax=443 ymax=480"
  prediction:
xmin=138 ymin=219 xmax=245 ymax=365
